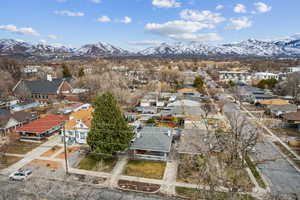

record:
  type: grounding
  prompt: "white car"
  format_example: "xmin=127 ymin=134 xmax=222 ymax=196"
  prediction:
xmin=9 ymin=170 xmax=32 ymax=181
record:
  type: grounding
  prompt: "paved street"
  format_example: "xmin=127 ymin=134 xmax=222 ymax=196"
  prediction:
xmin=0 ymin=175 xmax=180 ymax=200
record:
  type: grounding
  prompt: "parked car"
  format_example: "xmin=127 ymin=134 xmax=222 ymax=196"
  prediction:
xmin=9 ymin=170 xmax=32 ymax=181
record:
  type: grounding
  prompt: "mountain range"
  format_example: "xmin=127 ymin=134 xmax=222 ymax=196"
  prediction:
xmin=1 ymin=35 xmax=300 ymax=59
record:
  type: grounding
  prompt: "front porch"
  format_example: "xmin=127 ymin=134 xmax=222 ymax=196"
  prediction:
xmin=131 ymin=149 xmax=168 ymax=161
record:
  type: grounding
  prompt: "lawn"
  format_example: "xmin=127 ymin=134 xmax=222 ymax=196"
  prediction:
xmin=176 ymin=187 xmax=256 ymax=200
xmin=77 ymin=154 xmax=117 ymax=173
xmin=0 ymin=156 xmax=22 ymax=170
xmin=5 ymin=141 xmax=41 ymax=155
xmin=123 ymin=160 xmax=166 ymax=179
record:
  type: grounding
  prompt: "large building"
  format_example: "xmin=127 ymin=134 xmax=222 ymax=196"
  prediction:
xmin=13 ymin=75 xmax=73 ymax=103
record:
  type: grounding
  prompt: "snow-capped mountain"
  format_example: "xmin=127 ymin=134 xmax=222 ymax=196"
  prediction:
xmin=2 ymin=35 xmax=300 ymax=59
xmin=139 ymin=38 xmax=300 ymax=58
xmin=0 ymin=39 xmax=74 ymax=56
xmin=76 ymin=42 xmax=129 ymax=56
xmin=0 ymin=39 xmax=129 ymax=58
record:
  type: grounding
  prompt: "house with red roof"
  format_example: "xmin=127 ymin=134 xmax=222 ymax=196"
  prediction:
xmin=16 ymin=114 xmax=68 ymax=140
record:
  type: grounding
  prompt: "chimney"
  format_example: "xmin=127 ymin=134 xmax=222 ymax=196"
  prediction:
xmin=47 ymin=74 xmax=52 ymax=82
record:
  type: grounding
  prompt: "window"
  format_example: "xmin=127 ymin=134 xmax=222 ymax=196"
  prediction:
xmin=80 ymin=133 xmax=85 ymax=139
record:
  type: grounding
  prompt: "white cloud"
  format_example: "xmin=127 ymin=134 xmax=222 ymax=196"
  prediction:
xmin=216 ymin=5 xmax=224 ymax=10
xmin=145 ymin=20 xmax=221 ymax=42
xmin=254 ymin=2 xmax=271 ymax=13
xmin=180 ymin=9 xmax=225 ymax=24
xmin=128 ymin=40 xmax=163 ymax=46
xmin=152 ymin=0 xmax=181 ymax=8
xmin=47 ymin=34 xmax=57 ymax=39
xmin=234 ymin=4 xmax=247 ymax=13
xmin=145 ymin=20 xmax=213 ymax=35
xmin=90 ymin=0 xmax=101 ymax=3
xmin=54 ymin=10 xmax=84 ymax=17
xmin=97 ymin=16 xmax=111 ymax=22
xmin=0 ymin=24 xmax=39 ymax=36
xmin=228 ymin=17 xmax=252 ymax=30
xmin=120 ymin=16 xmax=132 ymax=24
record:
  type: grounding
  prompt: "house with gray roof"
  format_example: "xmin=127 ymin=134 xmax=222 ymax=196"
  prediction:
xmin=0 ymin=111 xmax=37 ymax=136
xmin=130 ymin=127 xmax=173 ymax=161
xmin=12 ymin=75 xmax=73 ymax=103
xmin=268 ymin=104 xmax=298 ymax=117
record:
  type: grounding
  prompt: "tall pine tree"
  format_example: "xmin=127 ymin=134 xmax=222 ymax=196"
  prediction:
xmin=87 ymin=92 xmax=134 ymax=154
xmin=62 ymin=64 xmax=71 ymax=78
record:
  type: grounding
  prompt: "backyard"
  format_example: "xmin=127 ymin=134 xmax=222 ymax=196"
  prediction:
xmin=123 ymin=160 xmax=166 ymax=179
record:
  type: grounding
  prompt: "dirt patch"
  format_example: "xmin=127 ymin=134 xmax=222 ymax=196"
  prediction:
xmin=118 ymin=180 xmax=160 ymax=193
xmin=55 ymin=146 xmax=80 ymax=159
xmin=41 ymin=146 xmax=62 ymax=157
xmin=28 ymin=159 xmax=62 ymax=169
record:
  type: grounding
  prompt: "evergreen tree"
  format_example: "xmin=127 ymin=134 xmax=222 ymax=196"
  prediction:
xmin=87 ymin=92 xmax=134 ymax=154
xmin=193 ymin=76 xmax=204 ymax=92
xmin=62 ymin=64 xmax=71 ymax=78
xmin=78 ymin=67 xmax=85 ymax=77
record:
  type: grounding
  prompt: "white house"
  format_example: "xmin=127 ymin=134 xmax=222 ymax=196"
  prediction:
xmin=219 ymin=71 xmax=251 ymax=83
xmin=254 ymin=72 xmax=279 ymax=80
xmin=64 ymin=107 xmax=93 ymax=144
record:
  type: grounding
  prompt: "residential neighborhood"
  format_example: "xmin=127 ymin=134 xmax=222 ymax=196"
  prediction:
xmin=1 ymin=59 xmax=300 ymax=200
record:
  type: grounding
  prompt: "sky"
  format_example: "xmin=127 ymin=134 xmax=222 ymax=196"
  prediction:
xmin=0 ymin=0 xmax=300 ymax=51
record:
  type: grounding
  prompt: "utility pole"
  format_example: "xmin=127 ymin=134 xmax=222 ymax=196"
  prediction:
xmin=62 ymin=121 xmax=69 ymax=175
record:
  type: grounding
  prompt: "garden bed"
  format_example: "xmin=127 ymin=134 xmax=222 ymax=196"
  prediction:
xmin=118 ymin=180 xmax=160 ymax=193
xmin=123 ymin=160 xmax=166 ymax=179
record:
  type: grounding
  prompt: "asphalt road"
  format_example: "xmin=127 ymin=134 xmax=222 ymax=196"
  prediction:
xmin=0 ymin=175 xmax=180 ymax=200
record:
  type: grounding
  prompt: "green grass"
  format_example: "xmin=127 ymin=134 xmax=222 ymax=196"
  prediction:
xmin=176 ymin=187 xmax=256 ymax=200
xmin=123 ymin=160 xmax=166 ymax=179
xmin=77 ymin=154 xmax=117 ymax=173
xmin=245 ymin=156 xmax=266 ymax=189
